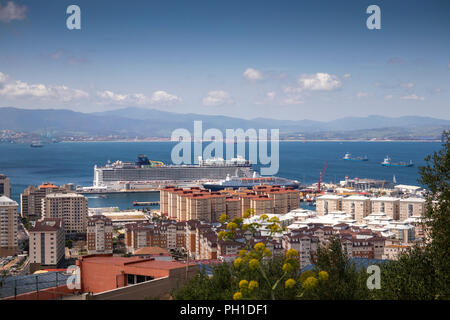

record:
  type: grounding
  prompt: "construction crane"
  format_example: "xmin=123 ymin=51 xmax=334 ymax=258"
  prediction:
xmin=317 ymin=161 xmax=328 ymax=193
xmin=379 ymin=180 xmax=386 ymax=196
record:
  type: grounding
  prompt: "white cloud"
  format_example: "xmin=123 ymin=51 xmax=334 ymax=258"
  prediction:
xmin=356 ymin=92 xmax=369 ymax=98
xmin=243 ymin=68 xmax=264 ymax=81
xmin=282 ymin=97 xmax=303 ymax=105
xmin=97 ymin=90 xmax=180 ymax=106
xmin=202 ymin=90 xmax=234 ymax=106
xmin=266 ymin=91 xmax=276 ymax=100
xmin=0 ymin=72 xmax=7 ymax=83
xmin=342 ymin=73 xmax=352 ymax=79
xmin=401 ymin=94 xmax=425 ymax=101
xmin=151 ymin=90 xmax=181 ymax=104
xmin=298 ymin=73 xmax=342 ymax=91
xmin=0 ymin=79 xmax=88 ymax=101
xmin=384 ymin=95 xmax=393 ymax=100
xmin=0 ymin=1 xmax=27 ymax=22
xmin=97 ymin=90 xmax=129 ymax=102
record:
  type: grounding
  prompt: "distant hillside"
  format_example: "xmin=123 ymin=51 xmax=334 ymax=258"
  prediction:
xmin=0 ymin=107 xmax=449 ymax=140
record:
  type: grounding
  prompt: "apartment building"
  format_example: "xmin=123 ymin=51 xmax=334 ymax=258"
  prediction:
xmin=342 ymin=195 xmax=371 ymax=223
xmin=371 ymin=197 xmax=400 ymax=220
xmin=225 ymin=197 xmax=241 ymax=219
xmin=0 ymin=174 xmax=11 ymax=198
xmin=87 ymin=215 xmax=113 ymax=255
xmin=282 ymin=233 xmax=319 ymax=267
xmin=161 ymin=185 xmax=300 ymax=222
xmin=399 ymin=198 xmax=425 ymax=221
xmin=316 ymin=194 xmax=343 ymax=215
xmin=0 ymin=196 xmax=18 ymax=257
xmin=125 ymin=220 xmax=186 ymax=253
xmin=21 ymin=183 xmax=63 ymax=219
xmin=41 ymin=193 xmax=88 ymax=234
xmin=29 ymin=218 xmax=65 ymax=270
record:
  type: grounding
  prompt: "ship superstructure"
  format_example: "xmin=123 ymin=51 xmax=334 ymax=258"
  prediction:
xmin=93 ymin=154 xmax=254 ymax=189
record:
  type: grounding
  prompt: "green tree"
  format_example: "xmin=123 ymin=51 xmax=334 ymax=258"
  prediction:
xmin=373 ymin=131 xmax=450 ymax=299
xmin=312 ymin=236 xmax=369 ymax=300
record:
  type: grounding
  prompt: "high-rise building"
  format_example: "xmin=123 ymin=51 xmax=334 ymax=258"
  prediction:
xmin=41 ymin=193 xmax=88 ymax=234
xmin=371 ymin=197 xmax=400 ymax=220
xmin=20 ymin=183 xmax=62 ymax=219
xmin=342 ymin=195 xmax=371 ymax=223
xmin=87 ymin=215 xmax=113 ymax=255
xmin=29 ymin=218 xmax=65 ymax=270
xmin=0 ymin=174 xmax=11 ymax=198
xmin=0 ymin=196 xmax=18 ymax=257
xmin=316 ymin=195 xmax=343 ymax=215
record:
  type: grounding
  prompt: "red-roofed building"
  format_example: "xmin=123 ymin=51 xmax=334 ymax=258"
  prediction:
xmin=76 ymin=254 xmax=198 ymax=295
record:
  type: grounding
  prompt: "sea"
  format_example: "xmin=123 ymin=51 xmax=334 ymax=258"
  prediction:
xmin=0 ymin=141 xmax=442 ymax=210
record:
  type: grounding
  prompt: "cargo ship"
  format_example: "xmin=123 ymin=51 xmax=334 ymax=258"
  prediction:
xmin=381 ymin=156 xmax=414 ymax=167
xmin=202 ymin=173 xmax=301 ymax=191
xmin=93 ymin=154 xmax=255 ymax=189
xmin=343 ymin=153 xmax=368 ymax=161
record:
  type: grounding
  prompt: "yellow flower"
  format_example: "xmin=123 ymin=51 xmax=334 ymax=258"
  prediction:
xmin=234 ymin=257 xmax=243 ymax=268
xmin=302 ymin=276 xmax=318 ymax=290
xmin=233 ymin=292 xmax=243 ymax=300
xmin=263 ymin=248 xmax=272 ymax=257
xmin=285 ymin=278 xmax=296 ymax=289
xmin=248 ymin=280 xmax=259 ymax=291
xmin=260 ymin=214 xmax=269 ymax=221
xmin=286 ymin=249 xmax=299 ymax=259
xmin=218 ymin=230 xmax=226 ymax=240
xmin=227 ymin=222 xmax=238 ymax=230
xmin=219 ymin=214 xmax=228 ymax=224
xmin=249 ymin=259 xmax=260 ymax=270
xmin=239 ymin=280 xmax=249 ymax=289
xmin=254 ymin=242 xmax=265 ymax=251
xmin=299 ymin=270 xmax=316 ymax=284
xmin=239 ymin=249 xmax=248 ymax=257
xmin=318 ymin=271 xmax=329 ymax=281
xmin=282 ymin=263 xmax=294 ymax=273
xmin=268 ymin=216 xmax=280 ymax=223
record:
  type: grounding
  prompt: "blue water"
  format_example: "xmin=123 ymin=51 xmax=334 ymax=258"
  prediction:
xmin=0 ymin=141 xmax=441 ymax=209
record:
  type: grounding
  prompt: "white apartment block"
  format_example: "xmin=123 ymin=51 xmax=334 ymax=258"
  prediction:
xmin=370 ymin=197 xmax=400 ymax=220
xmin=342 ymin=195 xmax=371 ymax=223
xmin=399 ymin=198 xmax=425 ymax=221
xmin=316 ymin=195 xmax=343 ymax=215
xmin=0 ymin=196 xmax=18 ymax=257
xmin=29 ymin=218 xmax=65 ymax=266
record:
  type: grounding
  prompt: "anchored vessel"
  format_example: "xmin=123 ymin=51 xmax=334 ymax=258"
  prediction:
xmin=381 ymin=156 xmax=414 ymax=167
xmin=30 ymin=141 xmax=44 ymax=148
xmin=203 ymin=172 xmax=301 ymax=191
xmin=343 ymin=153 xmax=368 ymax=161
xmin=92 ymin=154 xmax=255 ymax=189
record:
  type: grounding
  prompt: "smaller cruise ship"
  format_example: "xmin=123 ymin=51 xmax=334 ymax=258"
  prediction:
xmin=202 ymin=172 xmax=301 ymax=191
xmin=381 ymin=156 xmax=413 ymax=167
xmin=343 ymin=153 xmax=368 ymax=161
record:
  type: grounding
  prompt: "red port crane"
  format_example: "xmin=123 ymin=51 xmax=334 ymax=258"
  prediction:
xmin=317 ymin=161 xmax=328 ymax=193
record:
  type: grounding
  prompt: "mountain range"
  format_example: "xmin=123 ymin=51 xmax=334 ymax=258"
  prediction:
xmin=0 ymin=107 xmax=448 ymax=140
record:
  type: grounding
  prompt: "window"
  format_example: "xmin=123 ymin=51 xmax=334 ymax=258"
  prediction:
xmin=408 ymin=204 xmax=414 ymax=217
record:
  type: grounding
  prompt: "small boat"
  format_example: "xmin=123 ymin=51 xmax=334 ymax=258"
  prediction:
xmin=30 ymin=141 xmax=44 ymax=148
xmin=343 ymin=153 xmax=368 ymax=161
xmin=381 ymin=156 xmax=413 ymax=167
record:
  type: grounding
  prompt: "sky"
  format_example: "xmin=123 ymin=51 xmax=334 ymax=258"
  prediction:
xmin=0 ymin=0 xmax=449 ymax=121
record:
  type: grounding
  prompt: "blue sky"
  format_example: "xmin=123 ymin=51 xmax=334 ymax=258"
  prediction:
xmin=0 ymin=0 xmax=449 ymax=121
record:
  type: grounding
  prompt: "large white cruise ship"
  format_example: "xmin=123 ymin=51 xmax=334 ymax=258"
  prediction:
xmin=92 ymin=154 xmax=254 ymax=190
